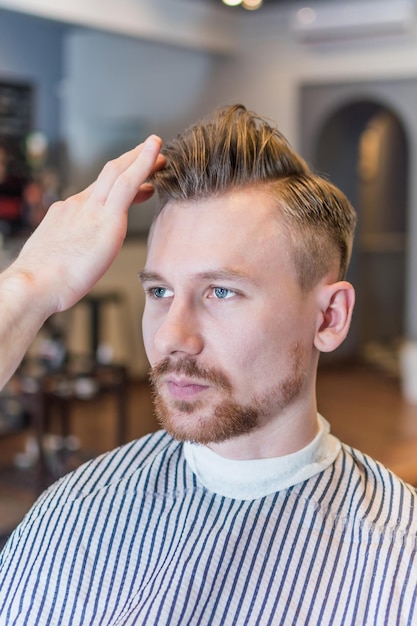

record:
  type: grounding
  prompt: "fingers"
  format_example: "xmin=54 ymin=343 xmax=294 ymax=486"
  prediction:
xmin=105 ymin=135 xmax=164 ymax=212
xmin=132 ymin=154 xmax=166 ymax=205
xmin=154 ymin=153 xmax=167 ymax=172
xmin=90 ymin=136 xmax=163 ymax=210
xmin=133 ymin=182 xmax=156 ymax=205
xmin=90 ymin=143 xmax=144 ymax=205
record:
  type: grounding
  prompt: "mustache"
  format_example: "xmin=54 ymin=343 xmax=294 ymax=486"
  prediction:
xmin=149 ymin=357 xmax=232 ymax=392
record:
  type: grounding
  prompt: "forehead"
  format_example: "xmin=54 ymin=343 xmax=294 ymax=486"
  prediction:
xmin=145 ymin=190 xmax=296 ymax=282
xmin=149 ymin=190 xmax=282 ymax=250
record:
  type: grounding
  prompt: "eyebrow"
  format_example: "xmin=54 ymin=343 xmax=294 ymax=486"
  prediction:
xmin=138 ymin=268 xmax=253 ymax=285
xmin=194 ymin=269 xmax=252 ymax=283
xmin=138 ymin=270 xmax=163 ymax=284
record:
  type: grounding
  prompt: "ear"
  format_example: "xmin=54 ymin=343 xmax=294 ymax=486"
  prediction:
xmin=314 ymin=281 xmax=355 ymax=353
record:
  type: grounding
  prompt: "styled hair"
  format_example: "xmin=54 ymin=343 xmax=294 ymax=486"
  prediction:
xmin=151 ymin=104 xmax=357 ymax=290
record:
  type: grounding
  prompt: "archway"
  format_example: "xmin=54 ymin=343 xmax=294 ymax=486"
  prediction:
xmin=314 ymin=101 xmax=408 ymax=371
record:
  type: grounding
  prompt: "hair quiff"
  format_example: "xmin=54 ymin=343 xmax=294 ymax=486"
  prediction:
xmin=151 ymin=104 xmax=357 ymax=290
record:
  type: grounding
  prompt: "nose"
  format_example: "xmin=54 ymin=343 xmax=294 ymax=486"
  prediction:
xmin=153 ymin=299 xmax=204 ymax=357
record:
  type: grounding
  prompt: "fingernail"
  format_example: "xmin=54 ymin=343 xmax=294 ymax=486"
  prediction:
xmin=143 ymin=135 xmax=161 ymax=149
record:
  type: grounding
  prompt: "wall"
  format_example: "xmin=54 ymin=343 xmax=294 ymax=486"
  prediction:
xmin=4 ymin=1 xmax=417 ymax=373
xmin=67 ymin=240 xmax=150 ymax=378
xmin=0 ymin=0 xmax=237 ymax=54
xmin=0 ymin=9 xmax=66 ymax=149
xmin=229 ymin=4 xmax=417 ymax=347
xmin=61 ymin=28 xmax=228 ymax=232
xmin=233 ymin=3 xmax=417 ymax=145
xmin=0 ymin=6 xmax=238 ymax=377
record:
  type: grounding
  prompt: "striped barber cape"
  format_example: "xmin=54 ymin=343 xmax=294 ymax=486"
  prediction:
xmin=0 ymin=429 xmax=417 ymax=625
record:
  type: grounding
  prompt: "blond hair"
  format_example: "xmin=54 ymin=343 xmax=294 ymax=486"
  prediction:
xmin=151 ymin=104 xmax=356 ymax=290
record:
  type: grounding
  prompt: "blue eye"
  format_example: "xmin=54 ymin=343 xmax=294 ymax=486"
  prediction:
xmin=214 ymin=287 xmax=234 ymax=299
xmin=153 ymin=287 xmax=171 ymax=298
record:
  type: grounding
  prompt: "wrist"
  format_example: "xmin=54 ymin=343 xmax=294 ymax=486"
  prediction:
xmin=0 ymin=263 xmax=56 ymax=324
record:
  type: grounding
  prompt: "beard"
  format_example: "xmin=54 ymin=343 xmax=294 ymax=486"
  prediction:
xmin=148 ymin=344 xmax=306 ymax=446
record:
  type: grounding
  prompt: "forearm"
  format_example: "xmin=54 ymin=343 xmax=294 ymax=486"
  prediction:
xmin=0 ymin=265 xmax=52 ymax=389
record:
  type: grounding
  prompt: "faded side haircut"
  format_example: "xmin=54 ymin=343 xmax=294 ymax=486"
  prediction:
xmin=151 ymin=104 xmax=357 ymax=291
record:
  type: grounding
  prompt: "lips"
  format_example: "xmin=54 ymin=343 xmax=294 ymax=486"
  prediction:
xmin=165 ymin=377 xmax=210 ymax=401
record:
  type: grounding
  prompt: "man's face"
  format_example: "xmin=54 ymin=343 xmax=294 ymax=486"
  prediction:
xmin=141 ymin=189 xmax=320 ymax=449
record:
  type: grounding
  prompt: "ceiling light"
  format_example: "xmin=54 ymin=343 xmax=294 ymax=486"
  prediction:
xmin=296 ymin=7 xmax=317 ymax=25
xmin=242 ymin=0 xmax=263 ymax=10
xmin=222 ymin=0 xmax=243 ymax=6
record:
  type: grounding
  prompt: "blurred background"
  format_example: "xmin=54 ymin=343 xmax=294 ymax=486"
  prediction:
xmin=1 ymin=0 xmax=417 ymax=543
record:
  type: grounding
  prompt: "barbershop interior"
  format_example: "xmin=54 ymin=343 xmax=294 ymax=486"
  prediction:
xmin=1 ymin=0 xmax=417 ymax=545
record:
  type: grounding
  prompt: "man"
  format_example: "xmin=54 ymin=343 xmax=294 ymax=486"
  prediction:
xmin=1 ymin=105 xmax=416 ymax=625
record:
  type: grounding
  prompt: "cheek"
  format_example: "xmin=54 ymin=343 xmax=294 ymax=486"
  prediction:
xmin=230 ymin=311 xmax=305 ymax=374
xmin=214 ymin=322 xmax=275 ymax=380
xmin=141 ymin=311 xmax=157 ymax=361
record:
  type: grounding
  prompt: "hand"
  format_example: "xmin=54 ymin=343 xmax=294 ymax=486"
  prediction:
xmin=11 ymin=135 xmax=165 ymax=316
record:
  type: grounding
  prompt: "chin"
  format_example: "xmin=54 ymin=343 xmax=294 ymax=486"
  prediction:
xmin=154 ymin=396 xmax=259 ymax=445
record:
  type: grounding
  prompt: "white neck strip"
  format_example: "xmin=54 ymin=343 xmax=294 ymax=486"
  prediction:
xmin=183 ymin=414 xmax=340 ymax=500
